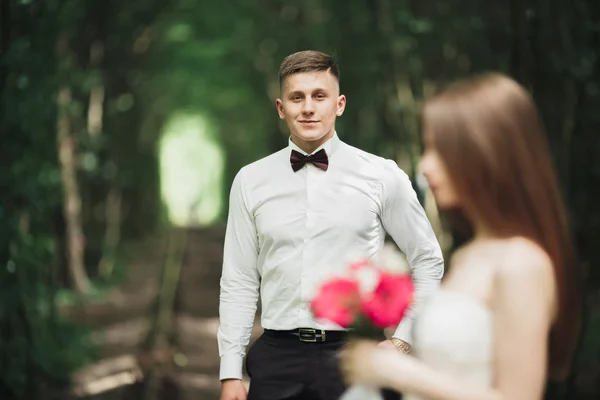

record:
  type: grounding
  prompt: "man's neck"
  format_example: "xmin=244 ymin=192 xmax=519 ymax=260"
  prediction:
xmin=291 ymin=131 xmax=335 ymax=154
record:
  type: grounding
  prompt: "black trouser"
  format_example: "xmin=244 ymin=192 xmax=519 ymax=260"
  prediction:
xmin=245 ymin=329 xmax=401 ymax=400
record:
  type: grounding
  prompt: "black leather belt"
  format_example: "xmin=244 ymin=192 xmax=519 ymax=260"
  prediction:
xmin=264 ymin=328 xmax=348 ymax=343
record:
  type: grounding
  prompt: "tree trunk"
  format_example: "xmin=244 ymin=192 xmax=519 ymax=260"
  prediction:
xmin=56 ymin=33 xmax=92 ymax=294
xmin=87 ymin=41 xmax=105 ymax=137
xmin=98 ymin=187 xmax=122 ymax=278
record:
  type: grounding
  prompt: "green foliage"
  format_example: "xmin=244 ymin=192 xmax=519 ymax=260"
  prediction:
xmin=0 ymin=0 xmax=96 ymax=395
xmin=2 ymin=235 xmax=95 ymax=393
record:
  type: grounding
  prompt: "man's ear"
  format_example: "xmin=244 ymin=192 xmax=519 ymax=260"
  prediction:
xmin=276 ymin=99 xmax=285 ymax=119
xmin=336 ymin=95 xmax=347 ymax=116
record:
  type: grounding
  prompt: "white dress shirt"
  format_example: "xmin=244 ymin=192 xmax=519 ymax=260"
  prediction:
xmin=218 ymin=133 xmax=444 ymax=380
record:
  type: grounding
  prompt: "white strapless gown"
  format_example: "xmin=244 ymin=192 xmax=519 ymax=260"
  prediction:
xmin=404 ymin=289 xmax=494 ymax=400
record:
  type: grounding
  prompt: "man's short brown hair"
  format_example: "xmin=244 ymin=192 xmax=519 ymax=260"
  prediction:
xmin=279 ymin=50 xmax=340 ymax=86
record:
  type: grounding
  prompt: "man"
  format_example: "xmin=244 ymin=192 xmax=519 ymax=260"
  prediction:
xmin=218 ymin=50 xmax=444 ymax=400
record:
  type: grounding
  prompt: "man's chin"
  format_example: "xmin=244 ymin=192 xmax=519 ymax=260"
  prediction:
xmin=292 ymin=129 xmax=332 ymax=143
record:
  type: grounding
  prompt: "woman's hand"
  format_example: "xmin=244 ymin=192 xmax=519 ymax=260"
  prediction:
xmin=340 ymin=340 xmax=406 ymax=389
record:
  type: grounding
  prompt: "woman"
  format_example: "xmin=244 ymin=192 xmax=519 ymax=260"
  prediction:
xmin=341 ymin=73 xmax=581 ymax=400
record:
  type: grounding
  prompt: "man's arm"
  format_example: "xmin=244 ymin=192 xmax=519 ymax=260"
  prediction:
xmin=379 ymin=161 xmax=444 ymax=345
xmin=218 ymin=168 xmax=261 ymax=381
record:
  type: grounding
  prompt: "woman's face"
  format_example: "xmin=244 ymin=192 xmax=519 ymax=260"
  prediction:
xmin=419 ymin=136 xmax=461 ymax=209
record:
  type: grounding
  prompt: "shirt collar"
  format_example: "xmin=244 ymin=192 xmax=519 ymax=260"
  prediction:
xmin=288 ymin=131 xmax=340 ymax=156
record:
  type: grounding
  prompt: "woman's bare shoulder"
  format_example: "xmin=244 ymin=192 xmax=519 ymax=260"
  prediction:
xmin=500 ymin=237 xmax=552 ymax=269
xmin=494 ymin=236 xmax=556 ymax=299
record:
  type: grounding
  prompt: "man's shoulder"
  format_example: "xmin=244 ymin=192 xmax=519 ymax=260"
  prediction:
xmin=236 ymin=147 xmax=289 ymax=180
xmin=241 ymin=147 xmax=288 ymax=173
xmin=342 ymin=142 xmax=404 ymax=174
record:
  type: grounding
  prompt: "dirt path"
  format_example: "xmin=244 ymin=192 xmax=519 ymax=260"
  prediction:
xmin=63 ymin=227 xmax=259 ymax=400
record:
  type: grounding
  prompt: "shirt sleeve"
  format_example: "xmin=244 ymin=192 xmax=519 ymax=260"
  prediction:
xmin=217 ymin=168 xmax=261 ymax=380
xmin=379 ymin=160 xmax=444 ymax=344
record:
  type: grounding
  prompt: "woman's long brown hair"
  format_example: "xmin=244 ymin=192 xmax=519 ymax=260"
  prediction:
xmin=422 ymin=73 xmax=581 ymax=378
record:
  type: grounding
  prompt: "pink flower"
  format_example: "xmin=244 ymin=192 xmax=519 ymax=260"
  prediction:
xmin=310 ymin=278 xmax=361 ymax=327
xmin=360 ymin=273 xmax=414 ymax=328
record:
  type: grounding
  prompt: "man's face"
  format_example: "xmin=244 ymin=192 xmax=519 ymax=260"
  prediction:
xmin=276 ymin=70 xmax=346 ymax=153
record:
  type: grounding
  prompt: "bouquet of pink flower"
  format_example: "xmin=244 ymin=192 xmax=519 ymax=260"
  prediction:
xmin=310 ymin=259 xmax=414 ymax=400
xmin=310 ymin=259 xmax=414 ymax=338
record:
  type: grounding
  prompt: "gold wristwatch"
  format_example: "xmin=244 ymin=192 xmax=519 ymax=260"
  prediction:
xmin=391 ymin=337 xmax=412 ymax=354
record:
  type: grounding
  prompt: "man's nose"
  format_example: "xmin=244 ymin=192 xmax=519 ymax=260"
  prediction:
xmin=302 ymin=99 xmax=315 ymax=113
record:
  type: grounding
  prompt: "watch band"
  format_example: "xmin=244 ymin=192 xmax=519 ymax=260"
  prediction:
xmin=391 ymin=337 xmax=412 ymax=354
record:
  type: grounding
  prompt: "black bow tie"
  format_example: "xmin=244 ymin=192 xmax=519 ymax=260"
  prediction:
xmin=290 ymin=149 xmax=329 ymax=172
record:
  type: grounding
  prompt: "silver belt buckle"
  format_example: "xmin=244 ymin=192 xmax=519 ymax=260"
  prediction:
xmin=298 ymin=328 xmax=326 ymax=342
